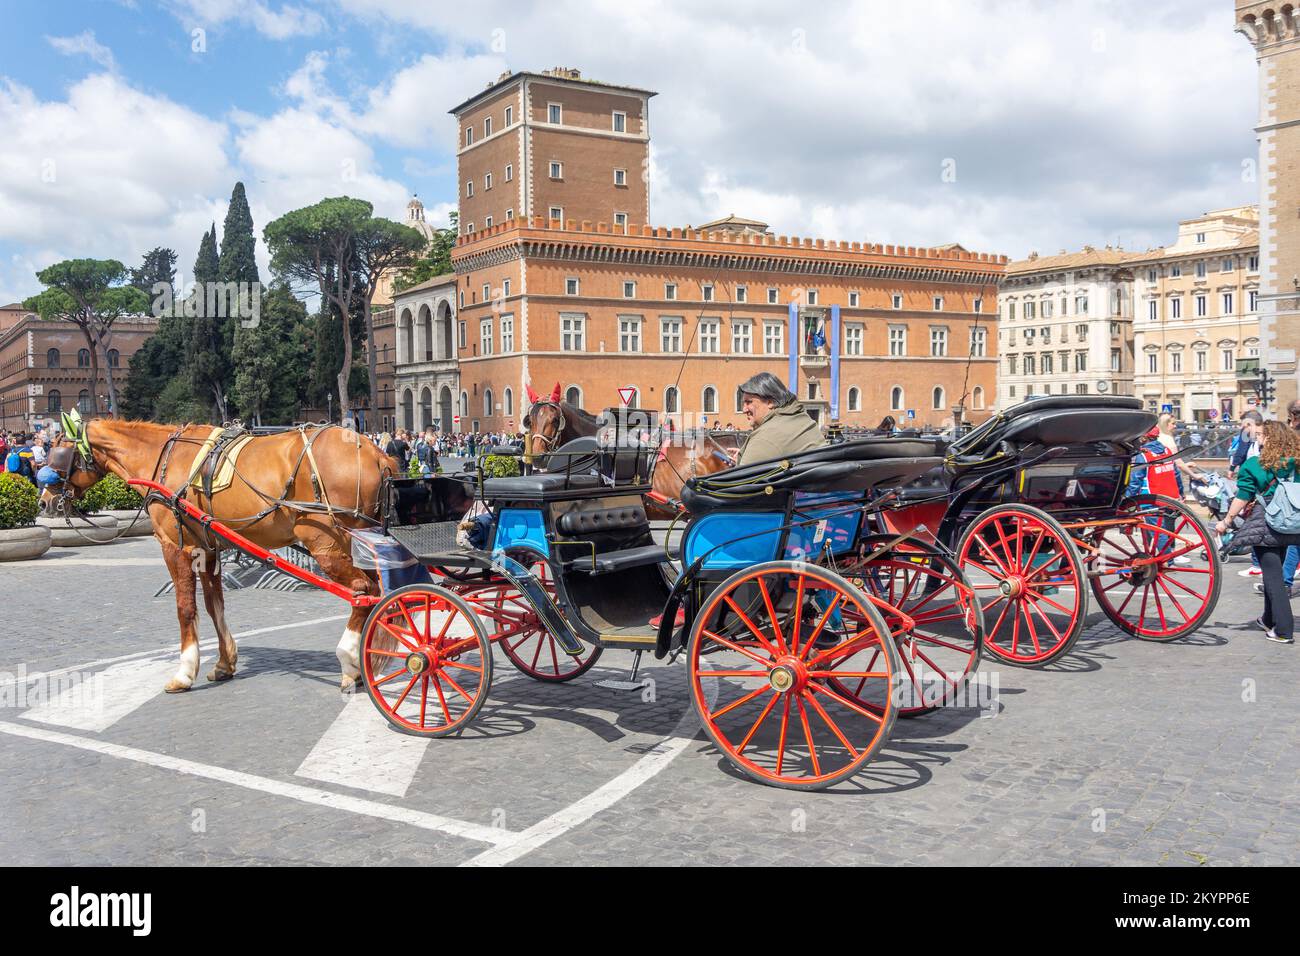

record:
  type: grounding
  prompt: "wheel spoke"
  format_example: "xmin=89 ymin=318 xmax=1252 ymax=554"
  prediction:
xmin=701 ymin=629 xmax=776 ymax=669
xmin=710 ymin=684 xmax=771 ymax=720
xmin=736 ymin=692 xmax=780 ymax=754
xmin=804 ymin=690 xmax=859 ymax=758
xmin=757 ymin=575 xmax=788 ymax=655
xmin=797 ymin=593 xmax=843 ymax=661
xmin=393 ymin=672 xmax=421 ymax=710
xmin=775 ymin=695 xmax=792 ymax=775
xmin=797 ymin=698 xmax=820 ymax=778
xmin=806 ymin=681 xmax=885 ymax=725
xmin=722 ymin=597 xmax=783 ymax=659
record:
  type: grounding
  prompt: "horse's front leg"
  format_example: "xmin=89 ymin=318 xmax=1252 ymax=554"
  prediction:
xmin=160 ymin=539 xmax=202 ymax=693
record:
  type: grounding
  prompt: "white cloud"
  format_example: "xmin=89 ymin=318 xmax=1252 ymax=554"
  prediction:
xmin=45 ymin=31 xmax=117 ymax=71
xmin=166 ymin=0 xmax=326 ymax=39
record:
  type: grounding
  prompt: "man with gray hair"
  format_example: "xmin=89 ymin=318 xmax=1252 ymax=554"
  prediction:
xmin=734 ymin=371 xmax=823 ymax=466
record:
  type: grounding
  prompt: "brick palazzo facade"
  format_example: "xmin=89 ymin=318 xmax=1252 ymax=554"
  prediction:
xmin=448 ymin=68 xmax=1004 ymax=433
xmin=0 ymin=308 xmax=159 ymax=433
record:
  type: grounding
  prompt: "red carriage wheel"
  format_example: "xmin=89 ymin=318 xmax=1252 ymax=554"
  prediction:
xmin=833 ymin=537 xmax=984 ymax=717
xmin=492 ymin=561 xmax=602 ymax=681
xmin=361 ymin=584 xmax=492 ymax=736
xmin=955 ymin=504 xmax=1087 ymax=667
xmin=1085 ymin=494 xmax=1221 ymax=641
xmin=688 ymin=561 xmax=900 ymax=790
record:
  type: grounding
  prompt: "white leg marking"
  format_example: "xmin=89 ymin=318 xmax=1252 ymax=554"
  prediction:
xmin=172 ymin=643 xmax=199 ymax=689
xmin=212 ymin=593 xmax=237 ymax=671
xmin=336 ymin=627 xmax=362 ymax=681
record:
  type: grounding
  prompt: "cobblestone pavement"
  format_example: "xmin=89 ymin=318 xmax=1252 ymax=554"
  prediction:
xmin=0 ymin=534 xmax=1295 ymax=866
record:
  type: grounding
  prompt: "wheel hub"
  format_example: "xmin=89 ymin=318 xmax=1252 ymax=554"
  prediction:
xmin=768 ymin=656 xmax=808 ymax=694
xmin=406 ymin=650 xmax=431 ymax=675
xmin=999 ymin=575 xmax=1026 ymax=598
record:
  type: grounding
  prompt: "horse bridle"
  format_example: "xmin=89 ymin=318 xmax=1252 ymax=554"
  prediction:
xmin=526 ymin=401 xmax=567 ymax=455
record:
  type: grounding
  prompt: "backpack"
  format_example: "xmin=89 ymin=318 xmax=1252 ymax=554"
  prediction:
xmin=1262 ymin=463 xmax=1300 ymax=535
xmin=3 ymin=450 xmax=17 ymax=473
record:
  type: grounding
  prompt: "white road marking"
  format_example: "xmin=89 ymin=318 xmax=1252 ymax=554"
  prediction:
xmin=0 ymin=720 xmax=511 ymax=847
xmin=23 ymin=557 xmax=166 ymax=567
xmin=0 ymin=615 xmax=349 ymax=689
xmin=20 ymin=654 xmax=211 ymax=733
xmin=295 ymin=695 xmax=431 ymax=797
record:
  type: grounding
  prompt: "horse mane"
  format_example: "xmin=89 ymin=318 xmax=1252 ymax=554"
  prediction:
xmin=562 ymin=402 xmax=599 ymax=427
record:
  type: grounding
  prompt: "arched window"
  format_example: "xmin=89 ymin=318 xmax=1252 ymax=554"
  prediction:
xmin=890 ymin=386 xmax=903 ymax=411
xmin=107 ymin=349 xmax=120 ymax=368
xmin=973 ymin=386 xmax=985 ymax=409
xmin=504 ymin=387 xmax=513 ymax=417
xmin=460 ymin=391 xmax=468 ymax=418
xmin=848 ymin=387 xmax=861 ymax=411
xmin=402 ymin=389 xmax=414 ymax=431
xmin=933 ymin=386 xmax=945 ymax=410
xmin=702 ymin=386 xmax=717 ymax=414
xmin=735 ymin=387 xmax=745 ymax=413
xmin=420 ymin=387 xmax=433 ymax=430
xmin=420 ymin=305 xmax=433 ymax=361
xmin=399 ymin=308 xmax=413 ymax=364
xmin=46 ymin=348 xmax=60 ymax=368
xmin=47 ymin=390 xmax=62 ymax=414
xmin=77 ymin=349 xmax=91 ymax=368
xmin=664 ymin=386 xmax=679 ymax=414
xmin=77 ymin=390 xmax=91 ymax=413
xmin=483 ymin=388 xmax=493 ymax=417
xmin=565 ymin=385 xmax=582 ymax=407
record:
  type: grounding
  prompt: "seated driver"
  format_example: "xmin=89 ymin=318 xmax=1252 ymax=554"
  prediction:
xmin=734 ymin=371 xmax=823 ymax=467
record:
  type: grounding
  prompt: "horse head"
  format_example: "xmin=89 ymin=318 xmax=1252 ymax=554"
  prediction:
xmin=522 ymin=382 xmax=565 ymax=464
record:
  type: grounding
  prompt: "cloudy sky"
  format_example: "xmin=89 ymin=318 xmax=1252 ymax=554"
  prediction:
xmin=0 ymin=0 xmax=1260 ymax=306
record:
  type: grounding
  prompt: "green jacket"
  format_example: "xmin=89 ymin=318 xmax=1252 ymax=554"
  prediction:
xmin=1235 ymin=455 xmax=1298 ymax=502
xmin=736 ymin=400 xmax=823 ymax=467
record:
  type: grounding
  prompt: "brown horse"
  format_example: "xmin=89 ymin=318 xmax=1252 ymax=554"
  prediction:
xmin=48 ymin=417 xmax=394 ymax=694
xmin=521 ymin=384 xmax=734 ymax=518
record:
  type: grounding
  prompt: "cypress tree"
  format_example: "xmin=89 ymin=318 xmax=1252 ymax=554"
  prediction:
xmin=189 ymin=224 xmax=228 ymax=422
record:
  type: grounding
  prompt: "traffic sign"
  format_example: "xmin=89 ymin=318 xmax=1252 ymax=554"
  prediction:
xmin=1208 ymin=409 xmax=1219 ymax=419
xmin=617 ymin=386 xmax=636 ymax=406
xmin=1161 ymin=404 xmax=1173 ymax=414
xmin=453 ymin=415 xmax=461 ymax=423
xmin=906 ymin=409 xmax=916 ymax=420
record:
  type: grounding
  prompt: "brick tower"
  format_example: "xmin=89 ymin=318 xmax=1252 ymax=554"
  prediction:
xmin=1235 ymin=4 xmax=1300 ymax=411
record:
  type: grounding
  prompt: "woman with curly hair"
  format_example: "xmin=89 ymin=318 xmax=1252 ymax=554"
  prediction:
xmin=1217 ymin=419 xmax=1300 ymax=643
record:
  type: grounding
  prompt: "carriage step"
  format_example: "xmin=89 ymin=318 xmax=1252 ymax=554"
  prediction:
xmin=595 ymin=650 xmax=647 ymax=691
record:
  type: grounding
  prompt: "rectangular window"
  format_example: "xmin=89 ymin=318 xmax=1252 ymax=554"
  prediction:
xmin=614 ymin=168 xmax=627 ymax=186
xmin=1075 ymin=351 xmax=1087 ymax=372
xmin=614 ymin=212 xmax=628 ymax=228
xmin=505 ymin=164 xmax=513 ymax=182
xmin=1195 ymin=261 xmax=1207 ymax=278
xmin=764 ymin=322 xmax=783 ymax=354
xmin=929 ymin=327 xmax=947 ymax=356
xmin=549 ymin=206 xmax=563 ymax=221
xmin=1222 ymin=348 xmax=1234 ymax=371
xmin=549 ymin=161 xmax=562 ymax=179
xmin=548 ymin=103 xmax=561 ymax=124
xmin=846 ymin=291 xmax=859 ymax=307
xmin=1110 ymin=348 xmax=1121 ymax=372
xmin=1171 ymin=352 xmax=1182 ymax=373
xmin=612 ymin=110 xmax=626 ymax=132
xmin=1221 ymin=258 xmax=1234 ymax=273
xmin=1195 ymin=295 xmax=1207 ymax=317
xmin=561 ymin=313 xmax=585 ymax=351
xmin=1060 ymin=296 xmax=1068 ymax=316
xmin=664 ymin=283 xmax=677 ymax=301
xmin=1148 ymin=300 xmax=1158 ymax=321
xmin=465 ymin=126 xmax=474 ymax=145
xmin=1249 ymin=254 xmax=1259 ymax=272
xmin=1171 ymin=297 xmax=1182 ymax=319
xmin=1196 ymin=350 xmax=1207 ymax=373
xmin=889 ymin=326 xmax=906 ymax=357
xmin=484 ymin=216 xmax=492 ymax=229
xmin=482 ymin=283 xmax=490 ymax=301
xmin=485 ymin=172 xmax=492 ymax=190
xmin=1042 ymin=353 xmax=1053 ymax=375
xmin=660 ymin=317 xmax=682 ymax=352
xmin=504 ymin=105 xmax=513 ymax=126
xmin=619 ymin=315 xmax=641 ymax=352
xmin=933 ymin=296 xmax=944 ymax=311
xmin=502 ymin=278 xmax=511 ymax=297
xmin=845 ymin=324 xmax=863 ymax=356
xmin=1024 ymin=355 xmax=1035 ymax=376
xmin=1147 ymin=353 xmax=1157 ymax=374
xmin=1196 ymin=232 xmax=1206 ymax=243
xmin=768 ymin=287 xmax=779 ymax=305
xmin=1249 ymin=290 xmax=1258 ymax=311
xmin=505 ymin=207 xmax=514 ymax=220
xmin=458 ymin=321 xmax=466 ymax=349
xmin=1042 ymin=299 xmax=1053 ymax=318
xmin=974 ymin=298 xmax=983 ymax=314
xmin=736 ymin=286 xmax=747 ymax=303
xmin=969 ymin=327 xmax=986 ymax=357
xmin=702 ymin=284 xmax=714 ymax=302
xmin=1010 ymin=386 xmax=1017 ymax=398
xmin=501 ymin=315 xmax=514 ymax=352
xmin=732 ymin=320 xmax=752 ymax=354
xmin=1147 ymin=269 xmax=1158 ymax=283
xmin=699 ymin=319 xmax=720 ymax=353
xmin=1007 ymin=354 xmax=1018 ymax=375
xmin=623 ymin=280 xmax=636 ymax=298
xmin=1222 ymin=292 xmax=1234 ymax=315
xmin=892 ymin=293 xmax=903 ymax=310
xmin=480 ymin=318 xmax=493 ymax=356
xmin=806 ymin=289 xmax=818 ymax=305
xmin=565 ymin=277 xmax=579 ymax=295
xmin=465 ymin=180 xmax=473 ymax=198
xmin=1024 ymin=301 xmax=1036 ymax=320
xmin=484 ymin=116 xmax=492 ymax=137
xmin=1171 ymin=263 xmax=1182 ymax=278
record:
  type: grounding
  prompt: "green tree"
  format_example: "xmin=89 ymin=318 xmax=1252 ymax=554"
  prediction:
xmin=188 ymin=224 xmax=230 ymax=421
xmin=120 ymin=247 xmax=186 ymax=419
xmin=355 ymin=217 xmax=426 ymax=416
xmin=265 ymin=197 xmax=372 ymax=426
xmin=220 ymin=181 xmax=266 ymax=425
xmin=24 ymin=259 xmax=149 ymax=417
xmin=130 ymin=247 xmax=178 ymax=299
xmin=231 ymin=283 xmax=307 ymax=425
xmin=154 ymin=375 xmax=213 ymax=424
xmin=394 ymin=210 xmax=457 ymax=292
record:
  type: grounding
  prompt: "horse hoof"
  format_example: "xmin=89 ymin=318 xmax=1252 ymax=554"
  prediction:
xmin=339 ymin=676 xmax=358 ymax=694
xmin=207 ymin=668 xmax=234 ymax=683
xmin=163 ymin=679 xmax=191 ymax=694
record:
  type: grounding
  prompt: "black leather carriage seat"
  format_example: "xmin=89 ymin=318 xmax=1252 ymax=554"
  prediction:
xmin=556 ymin=502 xmax=648 ymax=536
xmin=482 ymin=472 xmax=603 ymax=498
xmin=555 ymin=501 xmax=676 ymax=574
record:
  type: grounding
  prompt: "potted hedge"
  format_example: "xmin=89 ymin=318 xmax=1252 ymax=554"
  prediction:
xmin=81 ymin=474 xmax=153 ymax=537
xmin=0 ymin=473 xmax=51 ymax=561
xmin=38 ymin=479 xmax=120 ymax=546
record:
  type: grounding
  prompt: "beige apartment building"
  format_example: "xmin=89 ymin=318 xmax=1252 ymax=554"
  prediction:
xmin=1235 ymin=4 xmax=1300 ymax=410
xmin=997 ymin=248 xmax=1140 ymax=408
xmin=1132 ymin=207 xmax=1261 ymax=422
